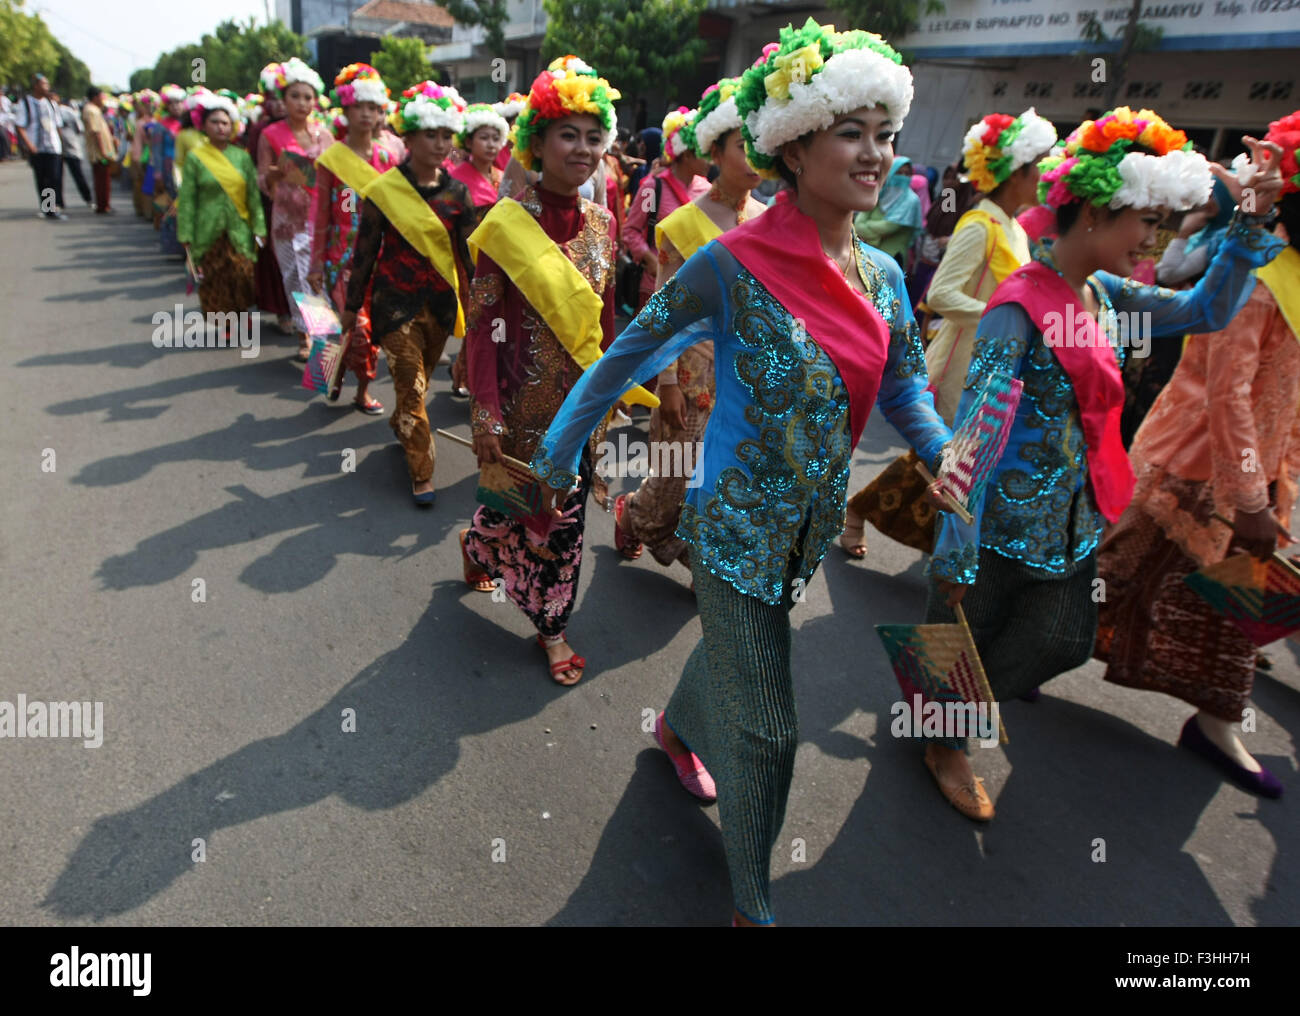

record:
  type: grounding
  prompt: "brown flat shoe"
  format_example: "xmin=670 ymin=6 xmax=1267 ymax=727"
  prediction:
xmin=924 ymin=748 xmax=994 ymax=822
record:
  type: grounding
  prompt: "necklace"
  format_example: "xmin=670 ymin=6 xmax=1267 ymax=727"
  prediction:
xmin=823 ymin=240 xmax=860 ymax=284
xmin=709 ymin=180 xmax=750 ymax=224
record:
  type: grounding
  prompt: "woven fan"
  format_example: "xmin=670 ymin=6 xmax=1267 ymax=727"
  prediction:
xmin=875 ymin=604 xmax=1006 ymax=744
xmin=300 ymin=335 xmax=348 ymax=396
xmin=436 ymin=429 xmax=555 ymax=537
xmin=1184 ymin=550 xmax=1300 ymax=647
xmin=916 ymin=371 xmax=1023 ymax=524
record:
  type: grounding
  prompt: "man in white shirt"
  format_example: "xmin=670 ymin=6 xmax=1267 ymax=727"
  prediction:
xmin=58 ymin=94 xmax=93 ymax=207
xmin=13 ymin=73 xmax=67 ymax=219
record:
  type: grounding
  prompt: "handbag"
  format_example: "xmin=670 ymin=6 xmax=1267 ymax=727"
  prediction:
xmin=852 ymin=449 xmax=936 ymax=554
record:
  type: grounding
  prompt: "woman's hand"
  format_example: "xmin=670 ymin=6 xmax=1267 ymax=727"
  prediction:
xmin=339 ymin=309 xmax=357 ymax=335
xmin=658 ymin=383 xmax=687 ymax=433
xmin=1210 ymin=136 xmax=1286 ymax=216
xmin=306 ymin=270 xmax=324 ymax=294
xmin=923 ymin=477 xmax=953 ymax=513
xmin=1232 ymin=506 xmax=1280 ymax=561
xmin=936 ymin=580 xmax=969 ymax=609
xmin=473 ymin=433 xmax=504 ymax=467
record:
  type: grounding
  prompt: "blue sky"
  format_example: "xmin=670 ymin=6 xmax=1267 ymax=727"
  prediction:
xmin=30 ymin=0 xmax=270 ymax=89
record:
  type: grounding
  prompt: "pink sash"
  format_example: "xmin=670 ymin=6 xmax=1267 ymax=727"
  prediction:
xmin=718 ymin=200 xmax=889 ymax=447
xmin=985 ymin=261 xmax=1134 ymax=522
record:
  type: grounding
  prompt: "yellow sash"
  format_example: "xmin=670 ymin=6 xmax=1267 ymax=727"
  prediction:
xmin=468 ymin=198 xmax=658 ymax=408
xmin=317 ymin=141 xmax=381 ymax=199
xmin=1256 ymin=245 xmax=1300 ymax=344
xmin=188 ymin=140 xmax=249 ymax=223
xmin=952 ymin=206 xmax=1021 ymax=286
xmin=655 ymin=201 xmax=722 ymax=263
xmin=361 ymin=169 xmax=466 ymax=336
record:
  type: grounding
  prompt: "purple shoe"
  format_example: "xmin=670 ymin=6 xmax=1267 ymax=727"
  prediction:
xmin=654 ymin=711 xmax=717 ymax=803
xmin=1177 ymin=716 xmax=1283 ymax=799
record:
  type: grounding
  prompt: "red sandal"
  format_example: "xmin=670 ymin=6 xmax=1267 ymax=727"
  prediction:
xmin=460 ymin=529 xmax=494 ymax=593
xmin=613 ymin=494 xmax=643 ymax=560
xmin=536 ymin=634 xmax=585 ymax=686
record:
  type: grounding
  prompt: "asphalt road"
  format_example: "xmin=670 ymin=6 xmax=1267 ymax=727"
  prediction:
xmin=1 ymin=160 xmax=1296 ymax=926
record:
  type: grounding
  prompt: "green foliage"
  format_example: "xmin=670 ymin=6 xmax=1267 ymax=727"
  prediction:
xmin=540 ymin=0 xmax=708 ymax=99
xmin=825 ymin=0 xmax=946 ymax=42
xmin=442 ymin=0 xmax=511 ymax=60
xmin=129 ymin=18 xmax=309 ymax=94
xmin=369 ymin=36 xmax=435 ymax=95
xmin=1 ymin=0 xmax=60 ymax=89
xmin=48 ymin=37 xmax=91 ymax=98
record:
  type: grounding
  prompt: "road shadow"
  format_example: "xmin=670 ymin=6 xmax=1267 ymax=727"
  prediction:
xmin=40 ymin=587 xmax=592 ymax=921
xmin=95 ymin=444 xmax=471 ymax=593
xmin=545 ymin=750 xmax=731 ymax=926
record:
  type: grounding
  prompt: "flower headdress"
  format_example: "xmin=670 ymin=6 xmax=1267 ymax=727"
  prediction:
xmin=458 ymin=102 xmax=510 ymax=149
xmin=1264 ymin=110 xmax=1300 ymax=197
xmin=510 ymin=55 xmax=620 ymax=171
xmin=661 ymin=106 xmax=698 ymax=163
xmin=324 ymin=106 xmax=348 ymax=138
xmin=1037 ymin=107 xmax=1211 ymax=211
xmin=331 ymin=63 xmax=389 ymax=109
xmin=962 ymin=108 xmax=1057 ymax=192
xmin=389 ymin=80 xmax=467 ymax=136
xmin=736 ymin=17 xmax=912 ymax=180
xmin=494 ymin=92 xmax=527 ymax=120
xmin=134 ymin=88 xmax=159 ymax=113
xmin=259 ymin=62 xmax=285 ymax=100
xmin=691 ymin=78 xmax=743 ymax=157
xmin=190 ymin=88 xmax=241 ymax=133
xmin=242 ymin=93 xmax=263 ymax=124
xmin=159 ymin=84 xmax=186 ymax=107
xmin=183 ymin=86 xmax=211 ymax=124
xmin=279 ymin=57 xmax=325 ymax=97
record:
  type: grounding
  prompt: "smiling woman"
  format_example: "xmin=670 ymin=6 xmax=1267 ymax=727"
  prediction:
xmin=459 ymin=56 xmax=639 ymax=690
xmin=921 ymin=108 xmax=1289 ymax=820
xmin=528 ymin=18 xmax=955 ymax=927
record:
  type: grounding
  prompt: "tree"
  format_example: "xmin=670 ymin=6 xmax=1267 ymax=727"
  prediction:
xmin=1079 ymin=0 xmax=1163 ymax=110
xmin=442 ymin=0 xmax=510 ymax=61
xmin=0 ymin=0 xmax=58 ymax=89
xmin=49 ymin=37 xmax=91 ymax=99
xmin=369 ymin=36 xmax=435 ymax=95
xmin=541 ymin=0 xmax=707 ymax=102
xmin=826 ymin=0 xmax=946 ymax=42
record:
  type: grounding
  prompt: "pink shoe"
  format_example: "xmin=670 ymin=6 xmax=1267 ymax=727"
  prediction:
xmin=654 ymin=711 xmax=716 ymax=802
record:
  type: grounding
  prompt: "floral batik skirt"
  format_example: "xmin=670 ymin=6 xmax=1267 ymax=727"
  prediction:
xmin=463 ymin=448 xmax=594 ymax=638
